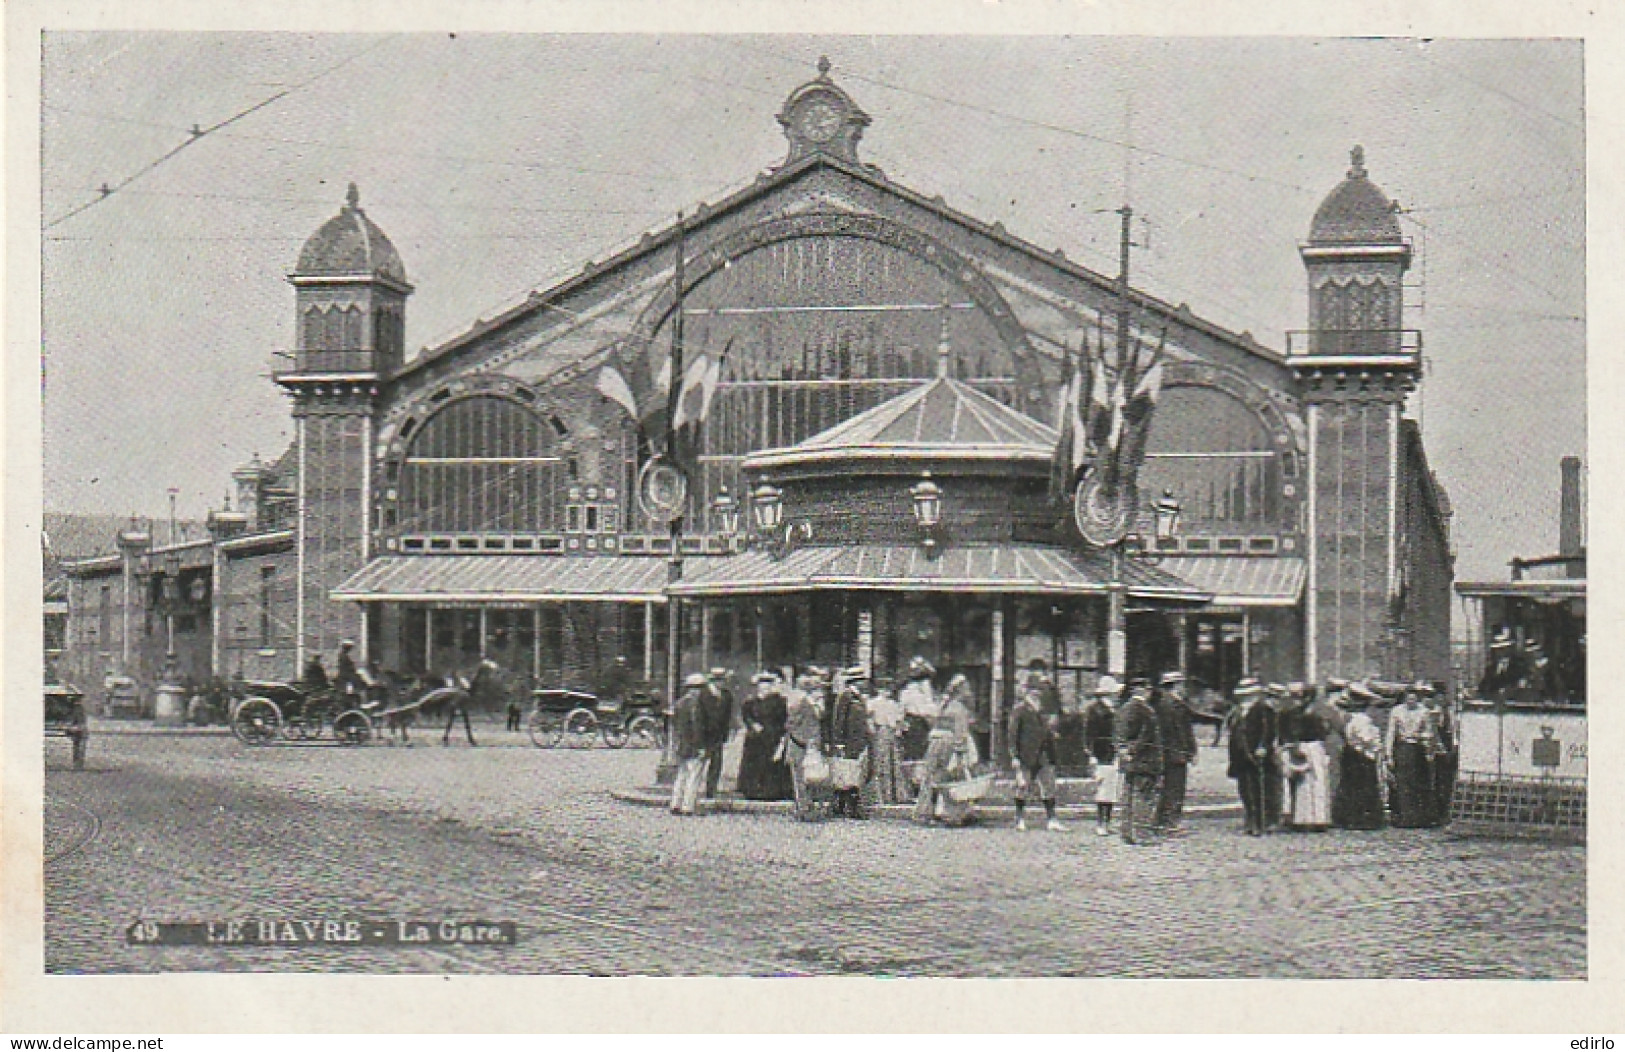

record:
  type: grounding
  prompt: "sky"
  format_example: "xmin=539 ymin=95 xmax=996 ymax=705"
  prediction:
xmin=38 ymin=34 xmax=1584 ymax=583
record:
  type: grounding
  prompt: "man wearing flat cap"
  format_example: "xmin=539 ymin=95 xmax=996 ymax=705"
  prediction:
xmin=1152 ymin=670 xmax=1199 ymax=836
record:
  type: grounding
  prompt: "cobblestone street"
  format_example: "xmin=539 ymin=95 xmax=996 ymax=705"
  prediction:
xmin=44 ymin=726 xmax=1585 ymax=977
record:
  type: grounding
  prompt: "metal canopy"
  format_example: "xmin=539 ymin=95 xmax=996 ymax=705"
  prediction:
xmin=666 ymin=544 xmax=1209 ymax=601
xmin=331 ymin=555 xmax=702 ymax=604
xmin=1156 ymin=556 xmax=1307 ymax=607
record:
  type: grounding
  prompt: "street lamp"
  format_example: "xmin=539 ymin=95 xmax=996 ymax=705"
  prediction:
xmin=910 ymin=471 xmax=943 ymax=557
xmin=162 ymin=550 xmax=182 ymax=673
xmin=751 ymin=483 xmax=783 ymax=533
xmin=712 ymin=485 xmax=740 ymax=549
xmin=1153 ymin=490 xmax=1183 ymax=545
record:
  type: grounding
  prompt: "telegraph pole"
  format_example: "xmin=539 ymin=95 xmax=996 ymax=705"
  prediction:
xmin=657 ymin=214 xmax=687 ymax=784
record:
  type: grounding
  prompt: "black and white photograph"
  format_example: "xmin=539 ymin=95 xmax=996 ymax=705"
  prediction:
xmin=10 ymin=3 xmax=1611 ymax=1031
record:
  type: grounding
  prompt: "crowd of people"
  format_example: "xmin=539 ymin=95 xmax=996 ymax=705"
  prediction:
xmin=665 ymin=657 xmax=1461 ymax=842
xmin=1223 ymin=677 xmax=1458 ymax=836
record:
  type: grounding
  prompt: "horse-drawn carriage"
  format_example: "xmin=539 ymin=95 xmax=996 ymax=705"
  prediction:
xmin=527 ymin=689 xmax=663 ymax=750
xmin=46 ymin=682 xmax=89 ymax=769
xmin=230 ymin=681 xmax=375 ymax=746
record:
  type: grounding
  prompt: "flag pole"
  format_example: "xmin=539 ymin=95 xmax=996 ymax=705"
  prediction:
xmin=658 ymin=212 xmax=687 ymax=785
xmin=1106 ymin=201 xmax=1134 ymax=680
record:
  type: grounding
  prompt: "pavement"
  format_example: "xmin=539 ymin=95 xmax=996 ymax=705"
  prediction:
xmin=44 ymin=720 xmax=1586 ymax=977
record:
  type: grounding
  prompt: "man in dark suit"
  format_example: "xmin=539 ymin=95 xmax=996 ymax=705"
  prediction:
xmin=1152 ymin=671 xmax=1199 ymax=836
xmin=1114 ymin=679 xmax=1164 ymax=846
xmin=700 ymin=668 xmax=735 ymax=799
xmin=1008 ymin=683 xmax=1063 ymax=831
xmin=828 ymin=666 xmax=872 ymax=819
xmin=1227 ymin=678 xmax=1277 ymax=835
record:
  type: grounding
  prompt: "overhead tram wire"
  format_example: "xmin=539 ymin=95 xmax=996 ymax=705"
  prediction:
xmin=44 ymin=104 xmax=700 ymax=189
xmin=41 ymin=183 xmax=674 ymax=218
xmin=44 ymin=36 xmax=401 ymax=231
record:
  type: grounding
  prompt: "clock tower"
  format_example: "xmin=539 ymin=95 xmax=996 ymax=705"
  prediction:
xmin=777 ymin=56 xmax=870 ymax=166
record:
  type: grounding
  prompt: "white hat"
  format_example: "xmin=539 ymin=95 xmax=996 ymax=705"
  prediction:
xmin=1093 ymin=674 xmax=1122 ymax=696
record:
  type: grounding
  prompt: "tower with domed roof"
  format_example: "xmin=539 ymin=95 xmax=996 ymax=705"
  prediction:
xmin=277 ymin=184 xmax=411 ymax=667
xmin=1291 ymin=148 xmax=1424 ymax=683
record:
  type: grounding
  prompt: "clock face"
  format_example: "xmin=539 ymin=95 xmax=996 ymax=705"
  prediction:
xmin=798 ymin=99 xmax=843 ymax=144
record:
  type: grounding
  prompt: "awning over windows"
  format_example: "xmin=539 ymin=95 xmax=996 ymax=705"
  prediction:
xmin=332 ymin=555 xmax=703 ymax=603
xmin=1157 ymin=556 xmax=1306 ymax=607
xmin=667 ymin=545 xmax=1209 ymax=601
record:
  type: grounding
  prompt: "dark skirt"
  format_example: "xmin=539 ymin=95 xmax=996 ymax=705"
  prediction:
xmin=737 ymin=729 xmax=793 ymax=801
xmin=1389 ymin=741 xmax=1434 ymax=828
xmin=1054 ymin=713 xmax=1091 ymax=774
xmin=1334 ymin=751 xmax=1386 ymax=830
xmin=901 ymin=715 xmax=933 ymax=762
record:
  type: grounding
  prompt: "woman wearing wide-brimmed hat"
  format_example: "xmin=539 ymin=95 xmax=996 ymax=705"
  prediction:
xmin=1333 ymin=681 xmax=1388 ymax=829
xmin=913 ymin=672 xmax=977 ymax=826
xmin=784 ymin=670 xmax=829 ymax=821
xmin=897 ymin=655 xmax=938 ymax=762
xmin=1385 ymin=684 xmax=1438 ymax=828
xmin=1083 ymin=675 xmax=1123 ymax=836
xmin=738 ymin=671 xmax=792 ymax=802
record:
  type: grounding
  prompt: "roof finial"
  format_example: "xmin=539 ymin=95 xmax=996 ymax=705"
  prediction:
xmin=936 ymin=304 xmax=952 ymax=379
xmin=817 ymin=55 xmax=832 ymax=78
xmin=345 ymin=182 xmax=361 ymax=210
xmin=1349 ymin=145 xmax=1367 ymax=179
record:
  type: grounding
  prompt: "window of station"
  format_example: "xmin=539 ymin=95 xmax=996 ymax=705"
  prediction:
xmin=644 ymin=233 xmax=1031 ymax=537
xmin=1140 ymin=385 xmax=1283 ymax=533
xmin=396 ymin=395 xmax=565 ymax=535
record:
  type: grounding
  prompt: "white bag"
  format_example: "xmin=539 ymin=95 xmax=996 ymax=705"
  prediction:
xmin=802 ymin=744 xmax=830 ymax=786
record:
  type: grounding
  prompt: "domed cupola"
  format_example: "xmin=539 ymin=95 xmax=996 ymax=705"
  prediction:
xmin=1298 ymin=147 xmax=1412 ymax=359
xmin=286 ymin=183 xmax=412 ymax=378
xmin=776 ymin=56 xmax=871 ymax=166
xmin=1308 ymin=146 xmax=1406 ymax=247
xmin=295 ymin=182 xmax=410 ymax=286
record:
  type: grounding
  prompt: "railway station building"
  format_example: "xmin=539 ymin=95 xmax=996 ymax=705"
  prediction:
xmin=62 ymin=61 xmax=1454 ymax=715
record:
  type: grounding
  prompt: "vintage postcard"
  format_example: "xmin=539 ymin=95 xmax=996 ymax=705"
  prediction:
xmin=6 ymin=0 xmax=1619 ymax=1034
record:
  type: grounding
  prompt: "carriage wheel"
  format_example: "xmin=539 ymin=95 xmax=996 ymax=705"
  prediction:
xmin=601 ymin=718 xmax=630 ymax=750
xmin=232 ymin=698 xmax=282 ymax=746
xmin=291 ymin=716 xmax=320 ymax=741
xmin=333 ymin=710 xmax=373 ymax=746
xmin=626 ymin=714 xmax=662 ymax=750
xmin=527 ymin=711 xmax=556 ymax=749
xmin=562 ymin=708 xmax=598 ymax=749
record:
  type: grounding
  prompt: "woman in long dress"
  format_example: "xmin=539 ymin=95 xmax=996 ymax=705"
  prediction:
xmin=912 ymin=673 xmax=977 ymax=826
xmin=737 ymin=672 xmax=793 ymax=801
xmin=1385 ymin=687 xmax=1437 ymax=828
xmin=1280 ymin=688 xmax=1332 ymax=831
xmin=1282 ymin=743 xmax=1332 ymax=830
xmin=783 ymin=673 xmax=827 ymax=821
xmin=1333 ymin=687 xmax=1387 ymax=829
xmin=864 ymin=680 xmax=907 ymax=806
xmin=1083 ymin=676 xmax=1122 ymax=836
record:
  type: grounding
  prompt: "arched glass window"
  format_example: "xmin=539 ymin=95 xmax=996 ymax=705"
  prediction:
xmin=645 ymin=234 xmax=1029 ymax=533
xmin=1140 ymin=386 xmax=1283 ymax=533
xmin=396 ymin=396 xmax=564 ymax=534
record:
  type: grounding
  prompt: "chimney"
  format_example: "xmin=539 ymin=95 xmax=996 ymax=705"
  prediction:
xmin=1559 ymin=456 xmax=1583 ymax=578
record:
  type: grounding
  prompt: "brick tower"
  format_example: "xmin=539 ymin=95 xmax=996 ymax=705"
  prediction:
xmin=1293 ymin=148 xmax=1418 ymax=682
xmin=277 ymin=184 xmax=411 ymax=668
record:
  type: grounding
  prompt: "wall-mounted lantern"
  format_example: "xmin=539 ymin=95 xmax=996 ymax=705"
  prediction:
xmin=910 ymin=471 xmax=944 ymax=557
xmin=712 ymin=485 xmax=740 ymax=548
